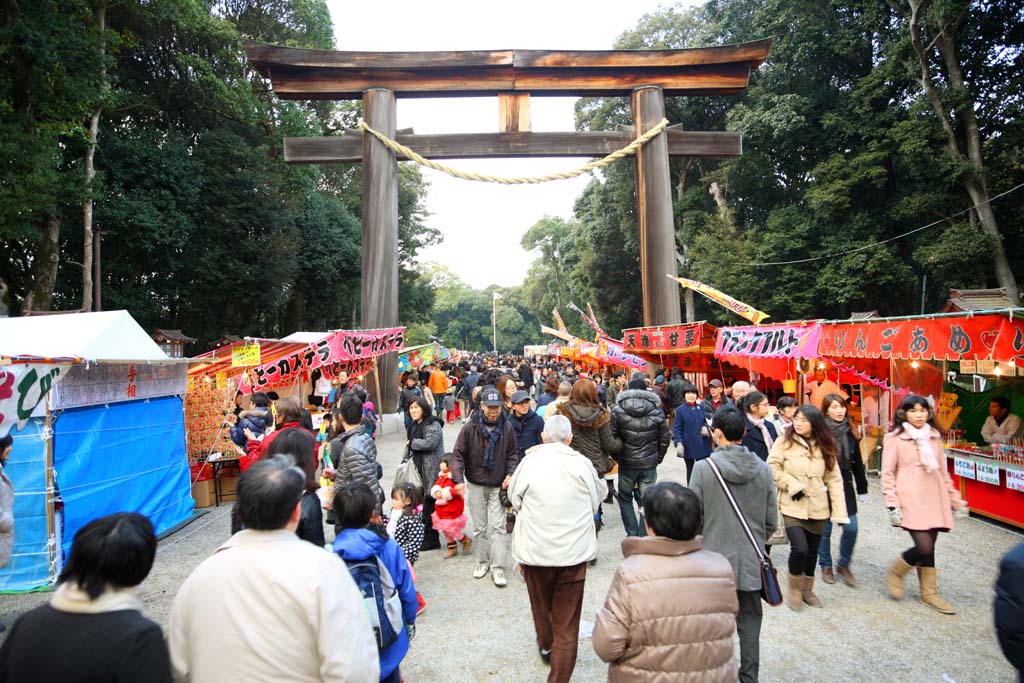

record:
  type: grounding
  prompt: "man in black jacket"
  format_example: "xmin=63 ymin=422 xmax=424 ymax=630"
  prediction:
xmin=666 ymin=370 xmax=687 ymax=413
xmin=995 ymin=542 xmax=1024 ymax=682
xmin=609 ymin=378 xmax=671 ymax=536
xmin=451 ymin=386 xmax=520 ymax=588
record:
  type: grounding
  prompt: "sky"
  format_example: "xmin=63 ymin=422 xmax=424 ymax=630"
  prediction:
xmin=328 ymin=0 xmax=692 ymax=289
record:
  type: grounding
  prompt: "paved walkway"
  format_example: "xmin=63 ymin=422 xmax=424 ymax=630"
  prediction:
xmin=2 ymin=419 xmax=1020 ymax=682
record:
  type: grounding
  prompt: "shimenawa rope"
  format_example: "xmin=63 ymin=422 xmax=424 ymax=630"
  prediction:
xmin=356 ymin=118 xmax=671 ymax=185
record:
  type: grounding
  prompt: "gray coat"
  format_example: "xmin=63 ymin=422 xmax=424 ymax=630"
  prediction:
xmin=329 ymin=427 xmax=382 ymax=504
xmin=689 ymin=444 xmax=778 ymax=592
xmin=407 ymin=416 xmax=445 ymax=487
xmin=0 ymin=465 xmax=12 ymax=568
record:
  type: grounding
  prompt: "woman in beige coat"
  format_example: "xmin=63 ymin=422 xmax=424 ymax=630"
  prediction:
xmin=767 ymin=405 xmax=848 ymax=611
xmin=593 ymin=482 xmax=738 ymax=683
xmin=881 ymin=394 xmax=966 ymax=615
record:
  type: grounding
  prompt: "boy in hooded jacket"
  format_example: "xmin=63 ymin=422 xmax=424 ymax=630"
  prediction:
xmin=333 ymin=483 xmax=418 ymax=683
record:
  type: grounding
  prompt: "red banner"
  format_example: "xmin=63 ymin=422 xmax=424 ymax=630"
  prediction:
xmin=818 ymin=315 xmax=1024 ymax=364
xmin=622 ymin=324 xmax=705 ymax=354
xmin=240 ymin=327 xmax=405 ymax=393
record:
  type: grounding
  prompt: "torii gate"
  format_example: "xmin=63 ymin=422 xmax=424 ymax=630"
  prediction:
xmin=245 ymin=39 xmax=771 ymax=411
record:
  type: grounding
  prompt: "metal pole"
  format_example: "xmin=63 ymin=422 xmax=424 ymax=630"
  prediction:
xmin=920 ymin=274 xmax=927 ymax=315
xmin=492 ymin=296 xmax=497 ymax=353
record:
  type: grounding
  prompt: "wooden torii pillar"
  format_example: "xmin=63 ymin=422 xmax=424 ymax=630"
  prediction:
xmin=246 ymin=40 xmax=771 ymax=410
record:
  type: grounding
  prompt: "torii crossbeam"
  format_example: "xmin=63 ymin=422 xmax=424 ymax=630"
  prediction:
xmin=245 ymin=39 xmax=771 ymax=410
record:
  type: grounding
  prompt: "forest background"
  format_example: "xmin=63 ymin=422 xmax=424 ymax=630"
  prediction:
xmin=2 ymin=0 xmax=1021 ymax=353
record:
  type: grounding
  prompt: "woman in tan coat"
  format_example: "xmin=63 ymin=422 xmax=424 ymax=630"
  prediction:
xmin=881 ymin=394 xmax=966 ymax=614
xmin=767 ymin=405 xmax=848 ymax=611
xmin=593 ymin=482 xmax=738 ymax=683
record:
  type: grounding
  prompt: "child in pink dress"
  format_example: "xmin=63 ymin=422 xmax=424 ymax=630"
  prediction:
xmin=430 ymin=456 xmax=471 ymax=559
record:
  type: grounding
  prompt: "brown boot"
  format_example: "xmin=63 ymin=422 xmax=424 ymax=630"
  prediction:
xmin=802 ymin=575 xmax=823 ymax=608
xmin=917 ymin=567 xmax=956 ymax=614
xmin=787 ymin=573 xmax=804 ymax=612
xmin=460 ymin=536 xmax=472 ymax=554
xmin=837 ymin=565 xmax=857 ymax=588
xmin=444 ymin=544 xmax=457 ymax=559
xmin=886 ymin=556 xmax=914 ymax=600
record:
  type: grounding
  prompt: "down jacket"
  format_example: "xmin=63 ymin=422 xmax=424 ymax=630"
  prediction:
xmin=407 ymin=416 xmax=445 ymax=490
xmin=610 ymin=390 xmax=671 ymax=470
xmin=767 ymin=434 xmax=848 ymax=524
xmin=329 ymin=426 xmax=382 ymax=505
xmin=592 ymin=536 xmax=738 ymax=683
xmin=556 ymin=402 xmax=622 ymax=476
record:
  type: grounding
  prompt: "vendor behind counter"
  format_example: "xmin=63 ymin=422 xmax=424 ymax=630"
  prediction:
xmin=982 ymin=396 xmax=1024 ymax=444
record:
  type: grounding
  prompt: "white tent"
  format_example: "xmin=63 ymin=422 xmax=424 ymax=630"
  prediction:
xmin=0 ymin=310 xmax=170 ymax=362
xmin=279 ymin=331 xmax=330 ymax=344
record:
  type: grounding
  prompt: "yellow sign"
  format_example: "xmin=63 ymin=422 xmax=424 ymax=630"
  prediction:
xmin=215 ymin=371 xmax=228 ymax=389
xmin=669 ymin=276 xmax=770 ymax=324
xmin=231 ymin=343 xmax=261 ymax=367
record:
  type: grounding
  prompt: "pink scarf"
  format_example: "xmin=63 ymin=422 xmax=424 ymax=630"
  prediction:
xmin=903 ymin=422 xmax=939 ymax=473
xmin=751 ymin=416 xmax=775 ymax=449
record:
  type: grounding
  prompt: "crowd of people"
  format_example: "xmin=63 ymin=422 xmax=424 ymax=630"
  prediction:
xmin=0 ymin=354 xmax=1023 ymax=683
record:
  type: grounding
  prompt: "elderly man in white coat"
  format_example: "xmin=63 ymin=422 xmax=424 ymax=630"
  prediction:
xmin=508 ymin=415 xmax=603 ymax=683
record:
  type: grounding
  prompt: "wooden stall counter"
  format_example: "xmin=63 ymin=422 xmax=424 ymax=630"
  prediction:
xmin=946 ymin=446 xmax=1024 ymax=529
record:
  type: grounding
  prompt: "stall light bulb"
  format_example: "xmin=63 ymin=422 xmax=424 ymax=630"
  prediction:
xmin=995 ymin=366 xmax=1003 ymax=376
xmin=911 ymin=361 xmax=920 ymax=369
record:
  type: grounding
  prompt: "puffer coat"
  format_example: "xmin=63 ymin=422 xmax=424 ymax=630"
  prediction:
xmin=557 ymin=402 xmax=622 ymax=475
xmin=767 ymin=434 xmax=848 ymax=524
xmin=329 ymin=426 xmax=382 ymax=504
xmin=610 ymin=390 xmax=671 ymax=470
xmin=593 ymin=536 xmax=738 ymax=683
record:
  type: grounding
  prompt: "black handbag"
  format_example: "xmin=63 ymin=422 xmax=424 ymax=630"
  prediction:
xmin=707 ymin=458 xmax=784 ymax=606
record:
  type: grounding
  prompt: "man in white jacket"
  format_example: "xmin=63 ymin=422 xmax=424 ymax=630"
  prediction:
xmin=508 ymin=415 xmax=603 ymax=683
xmin=168 ymin=455 xmax=379 ymax=683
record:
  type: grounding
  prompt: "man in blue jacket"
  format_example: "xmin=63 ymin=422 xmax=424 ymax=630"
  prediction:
xmin=510 ymin=390 xmax=544 ymax=459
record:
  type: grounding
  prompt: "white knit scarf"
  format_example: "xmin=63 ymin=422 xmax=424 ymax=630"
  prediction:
xmin=903 ymin=422 xmax=939 ymax=473
xmin=751 ymin=416 xmax=775 ymax=450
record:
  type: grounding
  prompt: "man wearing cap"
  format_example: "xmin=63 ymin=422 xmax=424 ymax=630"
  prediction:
xmin=510 ymin=390 xmax=545 ymax=460
xmin=451 ymin=386 xmax=520 ymax=587
xmin=652 ymin=375 xmax=672 ymax=415
xmin=703 ymin=379 xmax=731 ymax=419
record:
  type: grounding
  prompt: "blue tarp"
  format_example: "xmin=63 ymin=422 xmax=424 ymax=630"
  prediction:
xmin=0 ymin=418 xmax=52 ymax=592
xmin=54 ymin=396 xmax=192 ymax=558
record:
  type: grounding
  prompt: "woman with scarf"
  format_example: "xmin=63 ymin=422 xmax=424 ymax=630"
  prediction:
xmin=767 ymin=405 xmax=848 ymax=611
xmin=882 ymin=395 xmax=967 ymax=614
xmin=406 ymin=397 xmax=444 ymax=551
xmin=818 ymin=394 xmax=868 ymax=587
xmin=741 ymin=392 xmax=778 ymax=461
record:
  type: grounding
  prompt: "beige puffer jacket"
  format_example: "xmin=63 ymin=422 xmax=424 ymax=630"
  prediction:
xmin=593 ymin=536 xmax=738 ymax=683
xmin=767 ymin=434 xmax=849 ymax=524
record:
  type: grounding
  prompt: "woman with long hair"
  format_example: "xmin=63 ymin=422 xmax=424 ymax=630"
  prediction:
xmin=767 ymin=405 xmax=848 ymax=611
xmin=265 ymin=428 xmax=324 ymax=547
xmin=536 ymin=374 xmax=560 ymax=409
xmin=882 ymin=395 xmax=966 ymax=614
xmin=406 ymin=396 xmax=444 ymax=551
xmin=818 ymin=394 xmax=868 ymax=586
xmin=556 ymin=379 xmax=621 ymax=534
xmin=495 ymin=374 xmax=518 ymax=413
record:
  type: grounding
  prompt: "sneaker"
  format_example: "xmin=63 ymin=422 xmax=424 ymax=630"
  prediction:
xmin=492 ymin=568 xmax=507 ymax=587
xmin=539 ymin=648 xmax=552 ymax=665
xmin=473 ymin=562 xmax=490 ymax=579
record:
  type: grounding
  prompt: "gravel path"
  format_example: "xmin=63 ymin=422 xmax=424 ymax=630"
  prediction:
xmin=2 ymin=419 xmax=1020 ymax=682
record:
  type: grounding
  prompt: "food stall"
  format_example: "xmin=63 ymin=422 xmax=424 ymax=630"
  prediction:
xmin=621 ymin=322 xmax=730 ymax=391
xmin=817 ymin=310 xmax=1024 ymax=527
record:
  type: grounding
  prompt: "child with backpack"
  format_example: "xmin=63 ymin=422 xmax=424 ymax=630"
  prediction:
xmin=334 ymin=482 xmax=418 ymax=683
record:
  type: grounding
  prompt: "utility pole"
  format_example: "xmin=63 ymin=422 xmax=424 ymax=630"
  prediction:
xmin=492 ymin=291 xmax=503 ymax=353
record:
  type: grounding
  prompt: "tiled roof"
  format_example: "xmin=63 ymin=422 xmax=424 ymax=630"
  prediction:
xmin=152 ymin=328 xmax=197 ymax=344
xmin=942 ymin=288 xmax=1015 ymax=312
xmin=848 ymin=310 xmax=879 ymax=320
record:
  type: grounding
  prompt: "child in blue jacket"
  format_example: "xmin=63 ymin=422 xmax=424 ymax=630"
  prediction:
xmin=673 ymin=384 xmax=712 ymax=483
xmin=333 ymin=482 xmax=418 ymax=683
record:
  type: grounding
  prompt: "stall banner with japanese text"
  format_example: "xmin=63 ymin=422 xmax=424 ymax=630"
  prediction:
xmin=231 ymin=343 xmax=261 ymax=367
xmin=818 ymin=315 xmax=1024 ymax=364
xmin=669 ymin=277 xmax=770 ymax=324
xmin=240 ymin=328 xmax=404 ymax=394
xmin=0 ymin=364 xmax=70 ymax=438
xmin=623 ymin=324 xmax=705 ymax=355
xmin=715 ymin=324 xmax=821 ymax=359
xmin=596 ymin=338 xmax=649 ymax=372
xmin=51 ymin=363 xmax=188 ymax=410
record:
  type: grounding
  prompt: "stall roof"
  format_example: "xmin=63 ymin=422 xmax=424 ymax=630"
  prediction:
xmin=188 ymin=337 xmax=308 ymax=377
xmin=942 ymin=288 xmax=1015 ymax=312
xmin=0 ymin=310 xmax=173 ymax=363
xmin=279 ymin=331 xmax=331 ymax=343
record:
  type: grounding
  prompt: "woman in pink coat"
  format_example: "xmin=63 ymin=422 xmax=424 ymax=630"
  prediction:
xmin=881 ymin=395 xmax=967 ymax=614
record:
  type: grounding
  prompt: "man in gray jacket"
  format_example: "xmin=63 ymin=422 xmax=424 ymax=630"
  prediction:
xmin=327 ymin=394 xmax=383 ymax=515
xmin=689 ymin=405 xmax=777 ymax=683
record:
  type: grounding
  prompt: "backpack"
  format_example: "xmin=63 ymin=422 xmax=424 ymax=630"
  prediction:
xmin=345 ymin=556 xmax=404 ymax=650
